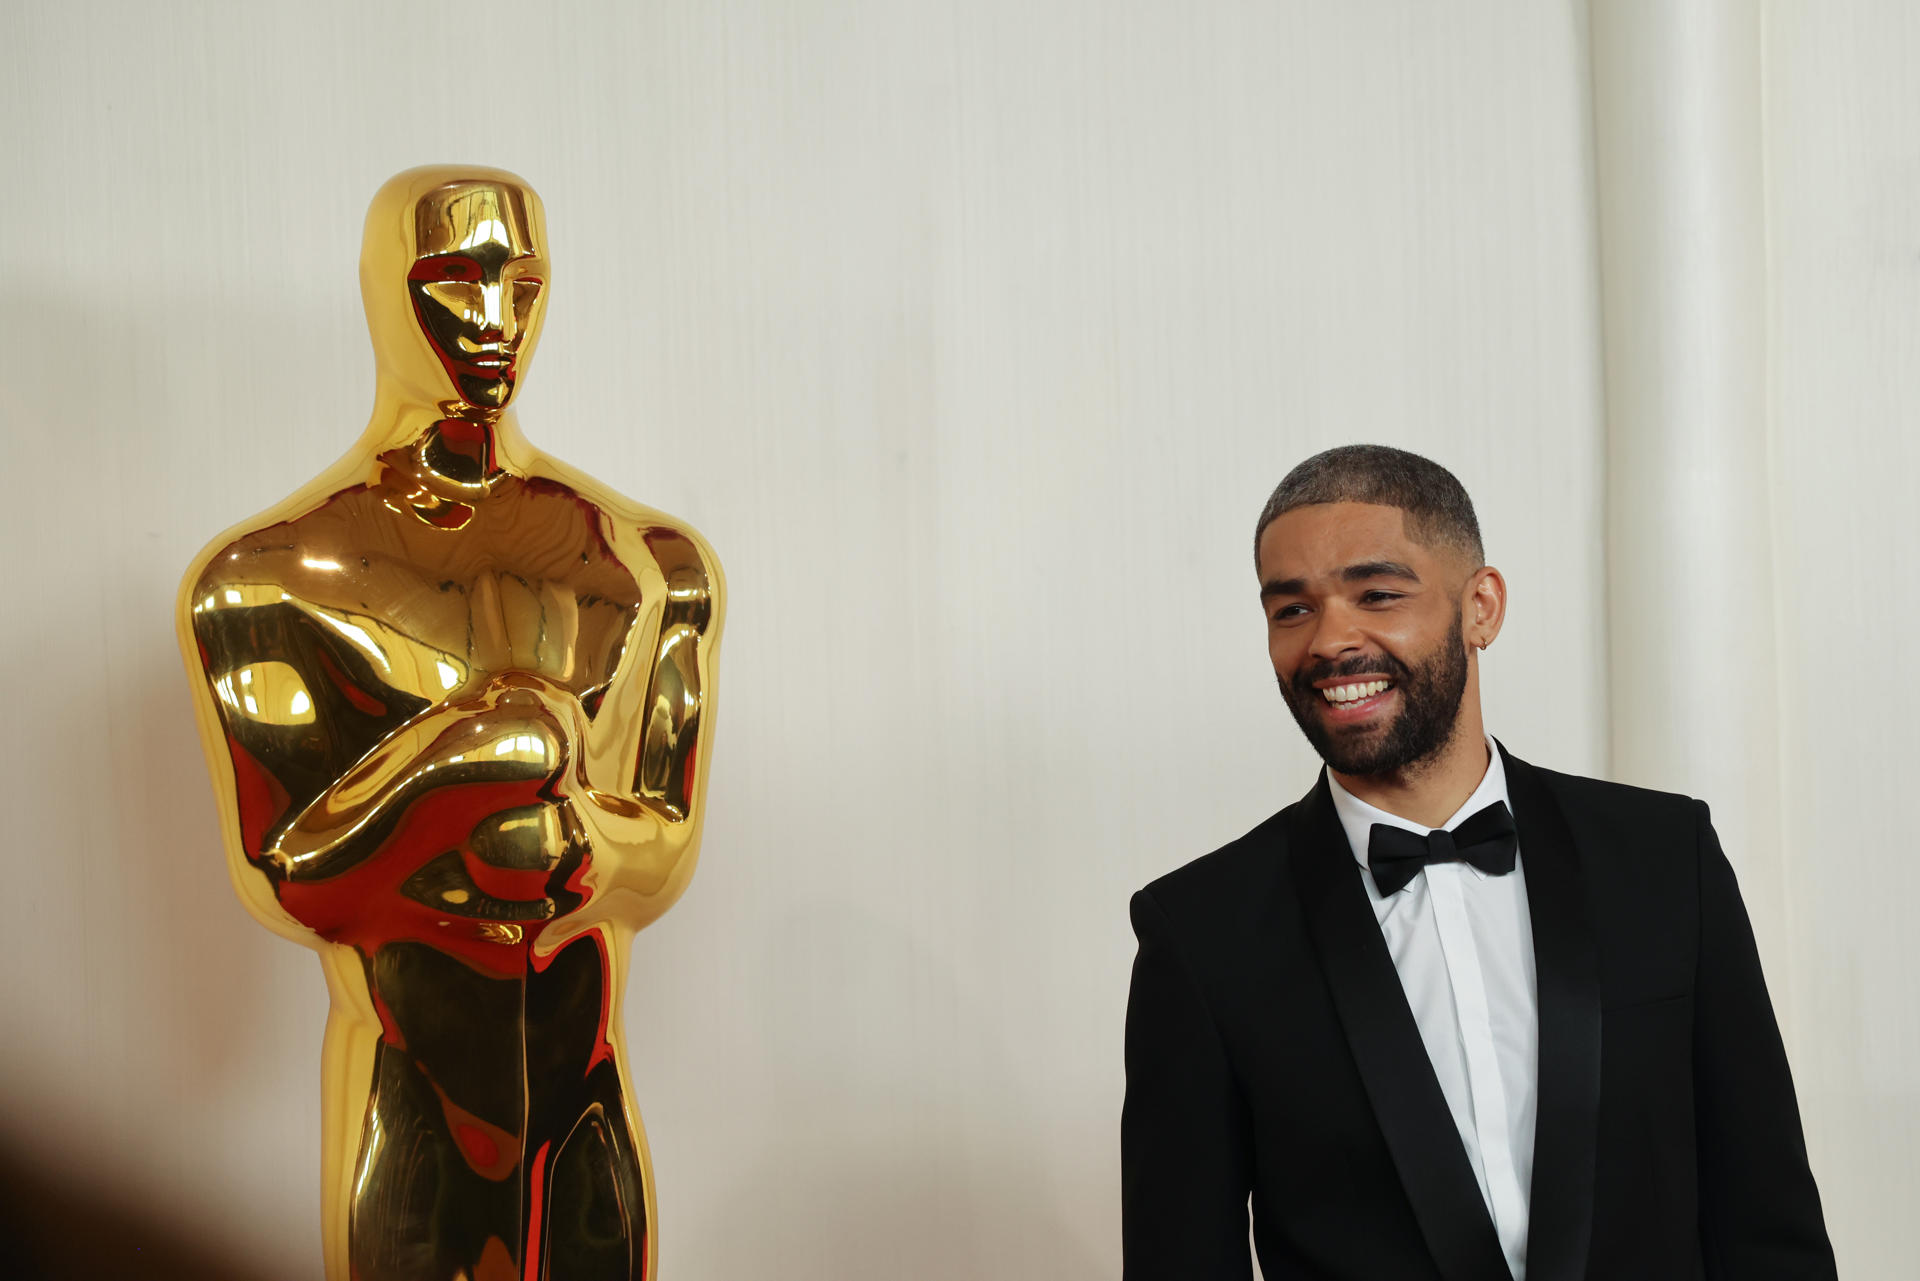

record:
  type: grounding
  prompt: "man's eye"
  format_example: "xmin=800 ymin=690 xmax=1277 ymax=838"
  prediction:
xmin=1361 ymin=591 xmax=1401 ymax=605
xmin=1272 ymin=604 xmax=1308 ymax=621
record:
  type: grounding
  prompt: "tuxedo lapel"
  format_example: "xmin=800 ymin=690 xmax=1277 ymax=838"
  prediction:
xmin=1501 ymin=746 xmax=1601 ymax=1281
xmin=1289 ymin=773 xmax=1512 ymax=1281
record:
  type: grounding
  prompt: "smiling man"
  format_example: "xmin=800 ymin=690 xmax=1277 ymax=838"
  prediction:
xmin=1120 ymin=446 xmax=1835 ymax=1281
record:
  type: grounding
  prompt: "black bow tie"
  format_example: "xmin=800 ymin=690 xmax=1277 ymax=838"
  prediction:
xmin=1366 ymin=801 xmax=1518 ymax=896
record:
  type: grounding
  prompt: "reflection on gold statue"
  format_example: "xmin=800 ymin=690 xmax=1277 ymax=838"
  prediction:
xmin=176 ymin=166 xmax=724 ymax=1281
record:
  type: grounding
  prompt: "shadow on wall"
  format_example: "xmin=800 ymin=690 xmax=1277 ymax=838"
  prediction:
xmin=0 ymin=1138 xmax=271 ymax=1281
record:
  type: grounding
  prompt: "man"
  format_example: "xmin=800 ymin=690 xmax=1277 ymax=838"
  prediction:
xmin=1121 ymin=446 xmax=1834 ymax=1280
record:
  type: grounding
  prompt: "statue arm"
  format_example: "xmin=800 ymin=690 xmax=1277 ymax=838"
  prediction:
xmin=571 ymin=521 xmax=725 ymax=907
xmin=631 ymin=524 xmax=721 ymax=821
xmin=184 ymin=568 xmax=573 ymax=888
xmin=263 ymin=690 xmax=567 ymax=882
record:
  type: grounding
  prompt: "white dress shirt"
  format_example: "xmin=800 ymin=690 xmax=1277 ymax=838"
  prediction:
xmin=1326 ymin=739 xmax=1538 ymax=1281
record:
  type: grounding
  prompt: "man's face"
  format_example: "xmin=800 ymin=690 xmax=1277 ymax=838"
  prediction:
xmin=407 ymin=184 xmax=548 ymax=410
xmin=1256 ymin=502 xmax=1474 ymax=777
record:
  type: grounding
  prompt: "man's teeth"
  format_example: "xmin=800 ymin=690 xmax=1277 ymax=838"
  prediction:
xmin=1322 ymin=679 xmax=1392 ymax=705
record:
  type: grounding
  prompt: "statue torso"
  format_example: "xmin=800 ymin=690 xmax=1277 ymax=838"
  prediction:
xmin=187 ymin=457 xmax=700 ymax=967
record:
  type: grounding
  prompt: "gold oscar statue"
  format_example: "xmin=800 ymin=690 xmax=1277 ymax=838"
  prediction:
xmin=177 ymin=166 xmax=724 ymax=1281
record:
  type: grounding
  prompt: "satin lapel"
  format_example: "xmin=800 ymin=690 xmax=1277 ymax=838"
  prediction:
xmin=1289 ymin=772 xmax=1512 ymax=1281
xmin=1501 ymin=746 xmax=1600 ymax=1281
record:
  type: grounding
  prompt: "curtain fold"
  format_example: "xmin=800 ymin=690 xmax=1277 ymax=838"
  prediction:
xmin=1589 ymin=0 xmax=1789 ymax=991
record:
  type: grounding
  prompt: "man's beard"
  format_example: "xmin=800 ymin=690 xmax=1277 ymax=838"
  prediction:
xmin=1279 ymin=611 xmax=1470 ymax=778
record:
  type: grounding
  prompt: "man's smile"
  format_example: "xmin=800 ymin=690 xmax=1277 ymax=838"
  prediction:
xmin=1313 ymin=678 xmax=1397 ymax=723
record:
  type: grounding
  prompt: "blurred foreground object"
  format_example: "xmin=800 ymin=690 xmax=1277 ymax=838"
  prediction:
xmin=177 ymin=166 xmax=725 ymax=1281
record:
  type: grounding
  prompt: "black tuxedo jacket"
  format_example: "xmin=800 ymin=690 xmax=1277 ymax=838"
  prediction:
xmin=1121 ymin=746 xmax=1835 ymax=1281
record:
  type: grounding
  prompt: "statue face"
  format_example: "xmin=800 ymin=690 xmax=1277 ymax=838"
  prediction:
xmin=406 ymin=181 xmax=548 ymax=410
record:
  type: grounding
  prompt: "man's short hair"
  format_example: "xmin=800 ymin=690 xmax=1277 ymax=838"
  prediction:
xmin=1254 ymin=444 xmax=1485 ymax=566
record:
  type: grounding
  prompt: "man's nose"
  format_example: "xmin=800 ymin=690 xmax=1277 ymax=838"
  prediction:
xmin=1307 ymin=602 xmax=1365 ymax=660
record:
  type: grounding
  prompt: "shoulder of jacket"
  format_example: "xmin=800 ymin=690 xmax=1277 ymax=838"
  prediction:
xmin=1135 ymin=805 xmax=1293 ymax=924
xmin=1520 ymin=759 xmax=1702 ymax=822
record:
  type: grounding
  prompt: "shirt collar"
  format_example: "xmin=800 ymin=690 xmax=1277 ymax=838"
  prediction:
xmin=1325 ymin=735 xmax=1512 ymax=872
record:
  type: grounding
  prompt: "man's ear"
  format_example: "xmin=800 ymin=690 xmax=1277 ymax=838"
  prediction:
xmin=1464 ymin=564 xmax=1507 ymax=650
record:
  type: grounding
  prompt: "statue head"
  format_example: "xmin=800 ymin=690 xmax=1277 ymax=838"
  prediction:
xmin=361 ymin=166 xmax=550 ymax=413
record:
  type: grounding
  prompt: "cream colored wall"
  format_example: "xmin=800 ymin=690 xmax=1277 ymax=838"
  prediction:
xmin=1764 ymin=4 xmax=1920 ymax=1275
xmin=4 ymin=0 xmax=1894 ymax=1277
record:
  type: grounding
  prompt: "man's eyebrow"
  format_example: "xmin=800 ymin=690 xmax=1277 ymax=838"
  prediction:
xmin=1342 ymin=560 xmax=1420 ymax=583
xmin=1259 ymin=561 xmax=1421 ymax=600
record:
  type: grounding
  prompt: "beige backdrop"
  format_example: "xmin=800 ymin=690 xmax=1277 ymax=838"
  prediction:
xmin=0 ymin=1 xmax=1907 ymax=1277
